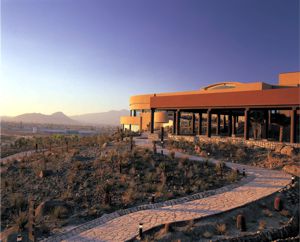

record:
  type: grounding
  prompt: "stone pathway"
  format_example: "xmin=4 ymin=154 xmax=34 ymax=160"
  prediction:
xmin=46 ymin=135 xmax=291 ymax=242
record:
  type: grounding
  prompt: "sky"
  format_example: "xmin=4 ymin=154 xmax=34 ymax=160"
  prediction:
xmin=1 ymin=0 xmax=299 ymax=116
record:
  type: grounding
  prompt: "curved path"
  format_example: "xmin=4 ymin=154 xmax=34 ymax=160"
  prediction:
xmin=48 ymin=135 xmax=291 ymax=242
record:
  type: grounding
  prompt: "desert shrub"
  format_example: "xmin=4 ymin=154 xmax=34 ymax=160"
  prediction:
xmin=262 ymin=209 xmax=273 ymax=217
xmin=11 ymin=193 xmax=27 ymax=211
xmin=14 ymin=212 xmax=28 ymax=231
xmin=122 ymin=187 xmax=136 ymax=205
xmin=203 ymin=231 xmax=213 ymax=238
xmin=169 ymin=151 xmax=175 ymax=160
xmin=236 ymin=148 xmax=247 ymax=161
xmin=227 ymin=169 xmax=238 ymax=182
xmin=215 ymin=223 xmax=227 ymax=235
xmin=39 ymin=223 xmax=50 ymax=235
xmin=279 ymin=209 xmax=290 ymax=217
xmin=53 ymin=206 xmax=69 ymax=219
xmin=258 ymin=220 xmax=266 ymax=230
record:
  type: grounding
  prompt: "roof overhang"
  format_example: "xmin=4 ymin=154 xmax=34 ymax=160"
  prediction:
xmin=150 ymin=87 xmax=300 ymax=110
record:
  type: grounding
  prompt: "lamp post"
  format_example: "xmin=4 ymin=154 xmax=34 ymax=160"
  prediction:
xmin=291 ymin=176 xmax=295 ymax=185
xmin=139 ymin=223 xmax=143 ymax=239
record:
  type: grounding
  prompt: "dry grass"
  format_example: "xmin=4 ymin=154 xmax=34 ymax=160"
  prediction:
xmin=262 ymin=209 xmax=273 ymax=217
xmin=202 ymin=230 xmax=213 ymax=238
xmin=279 ymin=209 xmax=290 ymax=217
xmin=258 ymin=220 xmax=267 ymax=230
xmin=215 ymin=223 xmax=227 ymax=235
xmin=14 ymin=212 xmax=28 ymax=231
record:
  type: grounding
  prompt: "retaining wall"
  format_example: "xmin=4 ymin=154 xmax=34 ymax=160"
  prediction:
xmin=168 ymin=134 xmax=300 ymax=150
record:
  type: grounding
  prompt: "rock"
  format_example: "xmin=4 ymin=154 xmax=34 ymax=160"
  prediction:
xmin=35 ymin=200 xmax=70 ymax=219
xmin=280 ymin=146 xmax=295 ymax=157
xmin=275 ymin=145 xmax=284 ymax=153
xmin=283 ymin=164 xmax=300 ymax=177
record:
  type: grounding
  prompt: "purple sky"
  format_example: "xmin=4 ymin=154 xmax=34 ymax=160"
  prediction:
xmin=2 ymin=0 xmax=299 ymax=115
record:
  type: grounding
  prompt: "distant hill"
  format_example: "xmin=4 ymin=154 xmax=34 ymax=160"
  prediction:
xmin=71 ymin=109 xmax=129 ymax=125
xmin=1 ymin=110 xmax=129 ymax=126
xmin=1 ymin=112 xmax=78 ymax=125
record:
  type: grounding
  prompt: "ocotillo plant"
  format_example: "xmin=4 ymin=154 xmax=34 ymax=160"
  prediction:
xmin=66 ymin=140 xmax=69 ymax=152
xmin=104 ymin=185 xmax=112 ymax=205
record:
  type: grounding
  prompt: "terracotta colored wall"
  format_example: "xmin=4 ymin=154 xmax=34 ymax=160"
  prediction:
xmin=129 ymin=82 xmax=274 ymax=110
xmin=150 ymin=87 xmax=300 ymax=109
xmin=120 ymin=116 xmax=141 ymax=125
xmin=279 ymin=72 xmax=300 ymax=86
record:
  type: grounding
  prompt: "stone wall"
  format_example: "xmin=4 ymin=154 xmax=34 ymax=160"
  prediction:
xmin=168 ymin=134 xmax=300 ymax=150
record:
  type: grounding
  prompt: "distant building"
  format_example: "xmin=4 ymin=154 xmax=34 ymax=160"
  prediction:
xmin=32 ymin=127 xmax=38 ymax=133
xmin=121 ymin=72 xmax=300 ymax=143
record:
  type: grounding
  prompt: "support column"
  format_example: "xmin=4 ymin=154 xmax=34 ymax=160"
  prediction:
xmin=150 ymin=108 xmax=155 ymax=133
xmin=262 ymin=110 xmax=269 ymax=140
xmin=176 ymin=110 xmax=181 ymax=135
xmin=244 ymin=108 xmax=250 ymax=140
xmin=206 ymin=109 xmax=212 ymax=137
xmin=232 ymin=115 xmax=237 ymax=135
xmin=228 ymin=112 xmax=232 ymax=136
xmin=198 ymin=112 xmax=203 ymax=135
xmin=133 ymin=110 xmax=137 ymax=117
xmin=172 ymin=111 xmax=176 ymax=134
xmin=191 ymin=113 xmax=195 ymax=134
xmin=223 ymin=115 xmax=227 ymax=131
xmin=290 ymin=108 xmax=296 ymax=143
xmin=216 ymin=113 xmax=221 ymax=135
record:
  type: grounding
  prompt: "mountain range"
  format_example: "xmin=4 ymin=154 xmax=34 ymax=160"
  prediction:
xmin=1 ymin=110 xmax=129 ymax=126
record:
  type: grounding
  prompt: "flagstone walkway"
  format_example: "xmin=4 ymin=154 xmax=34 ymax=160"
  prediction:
xmin=45 ymin=135 xmax=291 ymax=242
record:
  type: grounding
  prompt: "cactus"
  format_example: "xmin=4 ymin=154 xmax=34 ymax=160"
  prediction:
xmin=130 ymin=136 xmax=133 ymax=151
xmin=274 ymin=196 xmax=282 ymax=211
xmin=160 ymin=127 xmax=164 ymax=142
xmin=104 ymin=185 xmax=112 ymax=205
xmin=236 ymin=214 xmax=246 ymax=231
xmin=153 ymin=142 xmax=157 ymax=154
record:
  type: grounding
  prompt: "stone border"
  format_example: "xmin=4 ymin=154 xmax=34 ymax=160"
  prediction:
xmin=127 ymin=182 xmax=296 ymax=242
xmin=168 ymin=134 xmax=300 ymax=150
xmin=41 ymin=174 xmax=253 ymax=241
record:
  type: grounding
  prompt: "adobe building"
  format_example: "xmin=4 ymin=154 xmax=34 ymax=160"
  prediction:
xmin=120 ymin=72 xmax=300 ymax=143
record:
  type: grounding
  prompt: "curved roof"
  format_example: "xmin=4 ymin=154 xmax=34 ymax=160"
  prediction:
xmin=202 ymin=82 xmax=242 ymax=90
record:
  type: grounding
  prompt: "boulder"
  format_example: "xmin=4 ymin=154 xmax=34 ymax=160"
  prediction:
xmin=280 ymin=146 xmax=295 ymax=157
xmin=275 ymin=145 xmax=284 ymax=153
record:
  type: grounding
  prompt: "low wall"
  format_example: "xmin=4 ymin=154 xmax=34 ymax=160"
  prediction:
xmin=168 ymin=134 xmax=300 ymax=150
